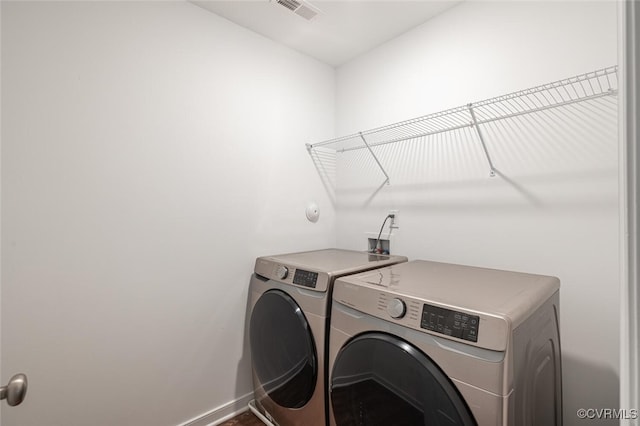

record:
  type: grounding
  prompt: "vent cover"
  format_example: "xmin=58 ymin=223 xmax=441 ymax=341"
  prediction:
xmin=272 ymin=0 xmax=320 ymax=21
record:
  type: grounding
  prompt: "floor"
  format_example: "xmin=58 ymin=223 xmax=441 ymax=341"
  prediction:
xmin=218 ymin=411 xmax=264 ymax=426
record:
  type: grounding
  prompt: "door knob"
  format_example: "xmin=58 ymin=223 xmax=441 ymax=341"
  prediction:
xmin=0 ymin=373 xmax=28 ymax=406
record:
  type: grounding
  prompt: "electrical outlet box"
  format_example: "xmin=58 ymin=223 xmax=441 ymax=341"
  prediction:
xmin=389 ymin=210 xmax=399 ymax=228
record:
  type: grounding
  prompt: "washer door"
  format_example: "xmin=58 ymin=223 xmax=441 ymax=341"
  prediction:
xmin=250 ymin=289 xmax=317 ymax=409
xmin=331 ymin=332 xmax=476 ymax=426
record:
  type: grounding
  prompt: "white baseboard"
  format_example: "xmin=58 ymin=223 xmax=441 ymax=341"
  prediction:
xmin=177 ymin=392 xmax=255 ymax=426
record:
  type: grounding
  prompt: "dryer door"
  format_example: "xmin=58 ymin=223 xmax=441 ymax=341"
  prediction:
xmin=331 ymin=332 xmax=476 ymax=426
xmin=250 ymin=289 xmax=317 ymax=409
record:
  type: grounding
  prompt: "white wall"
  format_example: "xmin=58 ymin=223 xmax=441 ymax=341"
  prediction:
xmin=334 ymin=1 xmax=619 ymax=425
xmin=0 ymin=2 xmax=335 ymax=425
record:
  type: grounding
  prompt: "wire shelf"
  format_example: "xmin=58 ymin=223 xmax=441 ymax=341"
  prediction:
xmin=470 ymin=65 xmax=618 ymax=127
xmin=306 ymin=66 xmax=618 ymax=180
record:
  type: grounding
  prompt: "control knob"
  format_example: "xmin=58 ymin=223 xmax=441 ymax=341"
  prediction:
xmin=275 ymin=265 xmax=289 ymax=280
xmin=387 ymin=298 xmax=406 ymax=319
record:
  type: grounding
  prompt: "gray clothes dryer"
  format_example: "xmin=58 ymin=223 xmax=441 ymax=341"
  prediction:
xmin=328 ymin=260 xmax=562 ymax=426
xmin=248 ymin=249 xmax=407 ymax=426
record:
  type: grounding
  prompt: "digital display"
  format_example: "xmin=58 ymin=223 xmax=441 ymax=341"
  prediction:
xmin=293 ymin=269 xmax=318 ymax=288
xmin=420 ymin=304 xmax=479 ymax=342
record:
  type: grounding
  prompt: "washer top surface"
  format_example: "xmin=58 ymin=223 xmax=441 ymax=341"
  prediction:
xmin=259 ymin=248 xmax=407 ymax=276
xmin=338 ymin=260 xmax=559 ymax=323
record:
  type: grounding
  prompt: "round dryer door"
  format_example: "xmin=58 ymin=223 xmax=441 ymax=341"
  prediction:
xmin=250 ymin=289 xmax=317 ymax=409
xmin=331 ymin=332 xmax=476 ymax=426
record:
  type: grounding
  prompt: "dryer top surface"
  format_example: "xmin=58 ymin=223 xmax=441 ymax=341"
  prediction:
xmin=258 ymin=248 xmax=407 ymax=275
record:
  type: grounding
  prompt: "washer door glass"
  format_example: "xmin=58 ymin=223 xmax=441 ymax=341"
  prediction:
xmin=331 ymin=332 xmax=476 ymax=426
xmin=250 ymin=289 xmax=317 ymax=408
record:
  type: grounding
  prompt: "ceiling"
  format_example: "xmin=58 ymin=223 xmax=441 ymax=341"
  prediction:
xmin=191 ymin=0 xmax=462 ymax=67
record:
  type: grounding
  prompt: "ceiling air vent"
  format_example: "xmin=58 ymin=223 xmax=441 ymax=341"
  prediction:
xmin=272 ymin=0 xmax=321 ymax=21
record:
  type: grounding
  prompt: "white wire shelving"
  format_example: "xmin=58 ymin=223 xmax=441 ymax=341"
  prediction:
xmin=306 ymin=65 xmax=619 ymax=182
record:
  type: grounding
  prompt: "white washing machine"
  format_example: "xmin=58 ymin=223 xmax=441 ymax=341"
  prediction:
xmin=248 ymin=249 xmax=407 ymax=426
xmin=328 ymin=260 xmax=562 ymax=426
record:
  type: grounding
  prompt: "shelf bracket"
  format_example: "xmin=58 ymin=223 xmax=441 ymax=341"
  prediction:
xmin=359 ymin=132 xmax=390 ymax=185
xmin=468 ymin=103 xmax=496 ymax=177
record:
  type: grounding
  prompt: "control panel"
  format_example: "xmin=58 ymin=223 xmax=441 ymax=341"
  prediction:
xmin=332 ymin=279 xmax=508 ymax=351
xmin=421 ymin=303 xmax=479 ymax=342
xmin=293 ymin=269 xmax=319 ymax=289
xmin=253 ymin=258 xmax=330 ymax=292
